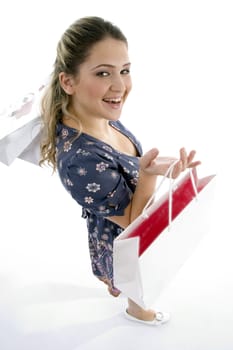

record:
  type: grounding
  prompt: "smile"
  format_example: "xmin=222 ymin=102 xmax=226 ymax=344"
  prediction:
xmin=103 ymin=98 xmax=122 ymax=104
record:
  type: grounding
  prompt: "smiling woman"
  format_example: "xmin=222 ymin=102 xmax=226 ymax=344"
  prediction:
xmin=59 ymin=38 xmax=132 ymax=126
xmin=0 ymin=1 xmax=233 ymax=347
xmin=39 ymin=15 xmax=201 ymax=326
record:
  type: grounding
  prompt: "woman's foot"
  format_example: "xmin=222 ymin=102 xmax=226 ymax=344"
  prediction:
xmin=126 ymin=306 xmax=156 ymax=321
xmin=124 ymin=309 xmax=170 ymax=326
xmin=99 ymin=277 xmax=121 ymax=297
xmin=126 ymin=298 xmax=170 ymax=325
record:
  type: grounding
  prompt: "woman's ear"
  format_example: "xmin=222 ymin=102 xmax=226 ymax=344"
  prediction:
xmin=59 ymin=72 xmax=75 ymax=95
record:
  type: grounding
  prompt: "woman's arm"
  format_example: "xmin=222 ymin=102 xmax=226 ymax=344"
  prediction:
xmin=107 ymin=147 xmax=201 ymax=228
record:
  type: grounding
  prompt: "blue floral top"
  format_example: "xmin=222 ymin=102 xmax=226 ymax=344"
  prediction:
xmin=56 ymin=120 xmax=142 ymax=290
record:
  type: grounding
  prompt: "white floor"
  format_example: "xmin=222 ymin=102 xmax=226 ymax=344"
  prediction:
xmin=0 ymin=159 xmax=233 ymax=350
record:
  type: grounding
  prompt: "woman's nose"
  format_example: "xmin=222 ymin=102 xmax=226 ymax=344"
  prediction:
xmin=110 ymin=75 xmax=125 ymax=92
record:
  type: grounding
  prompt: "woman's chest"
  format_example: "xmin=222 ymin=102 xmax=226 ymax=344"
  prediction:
xmin=106 ymin=126 xmax=138 ymax=157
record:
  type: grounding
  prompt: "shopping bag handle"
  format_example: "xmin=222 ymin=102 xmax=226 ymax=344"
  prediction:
xmin=142 ymin=161 xmax=198 ymax=230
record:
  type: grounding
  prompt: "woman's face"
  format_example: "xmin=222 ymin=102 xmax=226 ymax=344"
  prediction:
xmin=67 ymin=37 xmax=132 ymax=122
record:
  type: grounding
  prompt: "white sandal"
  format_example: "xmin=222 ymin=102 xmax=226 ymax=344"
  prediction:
xmin=124 ymin=310 xmax=170 ymax=326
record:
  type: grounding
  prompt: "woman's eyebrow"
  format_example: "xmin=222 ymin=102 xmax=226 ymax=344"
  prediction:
xmin=91 ymin=62 xmax=131 ymax=70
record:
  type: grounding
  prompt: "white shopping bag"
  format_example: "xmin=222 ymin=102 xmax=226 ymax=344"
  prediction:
xmin=0 ymin=116 xmax=42 ymax=166
xmin=0 ymin=82 xmax=46 ymax=166
xmin=113 ymin=167 xmax=216 ymax=309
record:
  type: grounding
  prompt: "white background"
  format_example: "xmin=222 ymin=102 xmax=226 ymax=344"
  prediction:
xmin=0 ymin=1 xmax=233 ymax=349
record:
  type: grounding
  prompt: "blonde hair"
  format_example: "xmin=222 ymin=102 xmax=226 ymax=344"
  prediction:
xmin=39 ymin=16 xmax=127 ymax=171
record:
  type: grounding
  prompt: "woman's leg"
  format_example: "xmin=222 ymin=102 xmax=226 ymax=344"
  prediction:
xmin=99 ymin=278 xmax=169 ymax=324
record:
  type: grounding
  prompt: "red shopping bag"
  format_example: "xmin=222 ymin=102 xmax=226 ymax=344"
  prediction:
xmin=113 ymin=167 xmax=216 ymax=308
xmin=127 ymin=167 xmax=214 ymax=256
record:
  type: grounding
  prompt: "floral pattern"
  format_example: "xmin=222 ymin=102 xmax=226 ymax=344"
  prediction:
xmin=56 ymin=120 xmax=142 ymax=290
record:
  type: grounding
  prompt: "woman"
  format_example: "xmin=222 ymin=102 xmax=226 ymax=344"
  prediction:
xmin=40 ymin=16 xmax=200 ymax=325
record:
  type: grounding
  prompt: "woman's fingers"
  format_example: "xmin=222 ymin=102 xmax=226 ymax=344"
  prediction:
xmin=171 ymin=148 xmax=201 ymax=178
xmin=180 ymin=148 xmax=201 ymax=169
xmin=140 ymin=147 xmax=201 ymax=177
xmin=186 ymin=150 xmax=201 ymax=168
xmin=140 ymin=148 xmax=159 ymax=170
xmin=180 ymin=147 xmax=187 ymax=170
xmin=147 ymin=148 xmax=160 ymax=163
xmin=170 ymin=160 xmax=182 ymax=178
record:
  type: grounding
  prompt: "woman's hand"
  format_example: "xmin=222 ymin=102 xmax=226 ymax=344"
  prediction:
xmin=139 ymin=147 xmax=201 ymax=179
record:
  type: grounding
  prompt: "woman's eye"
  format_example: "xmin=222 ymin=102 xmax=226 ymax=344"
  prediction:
xmin=121 ymin=69 xmax=130 ymax=75
xmin=96 ymin=71 xmax=109 ymax=77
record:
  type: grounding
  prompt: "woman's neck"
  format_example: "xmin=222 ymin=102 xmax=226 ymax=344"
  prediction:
xmin=62 ymin=114 xmax=114 ymax=138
